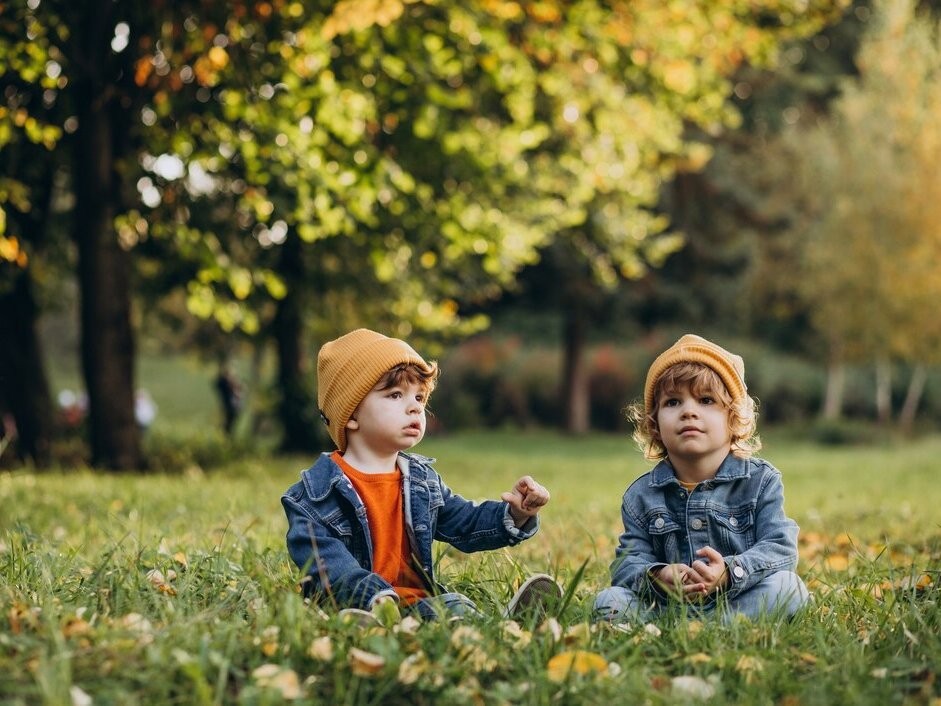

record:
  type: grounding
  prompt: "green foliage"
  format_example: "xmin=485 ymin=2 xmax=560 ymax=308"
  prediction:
xmin=802 ymin=418 xmax=887 ymax=446
xmin=751 ymin=0 xmax=941 ymax=367
xmin=3 ymin=432 xmax=941 ymax=703
xmin=143 ymin=428 xmax=261 ymax=473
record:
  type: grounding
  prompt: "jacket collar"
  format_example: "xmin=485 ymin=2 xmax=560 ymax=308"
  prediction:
xmin=648 ymin=452 xmax=750 ymax=488
xmin=300 ymin=450 xmax=437 ymax=500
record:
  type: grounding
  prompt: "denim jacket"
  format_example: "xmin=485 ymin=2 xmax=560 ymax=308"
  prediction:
xmin=610 ymin=453 xmax=799 ymax=602
xmin=281 ymin=451 xmax=538 ymax=610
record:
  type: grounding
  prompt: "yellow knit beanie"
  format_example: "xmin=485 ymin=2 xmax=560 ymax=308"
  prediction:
xmin=644 ymin=334 xmax=746 ymax=417
xmin=317 ymin=328 xmax=435 ymax=452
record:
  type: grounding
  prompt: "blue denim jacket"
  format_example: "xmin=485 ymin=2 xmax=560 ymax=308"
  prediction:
xmin=281 ymin=451 xmax=538 ymax=610
xmin=610 ymin=453 xmax=799 ymax=602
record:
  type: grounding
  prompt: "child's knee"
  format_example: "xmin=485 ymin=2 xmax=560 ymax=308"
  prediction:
xmin=592 ymin=586 xmax=641 ymax=623
xmin=748 ymin=570 xmax=811 ymax=617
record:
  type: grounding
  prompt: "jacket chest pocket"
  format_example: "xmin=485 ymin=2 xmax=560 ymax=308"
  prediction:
xmin=425 ymin=482 xmax=444 ymax=511
xmin=320 ymin=508 xmax=353 ymax=538
xmin=647 ymin=513 xmax=683 ymax=563
xmin=710 ymin=508 xmax=755 ymax=552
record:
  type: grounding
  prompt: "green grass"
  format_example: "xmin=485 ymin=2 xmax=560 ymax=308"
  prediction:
xmin=2 ymin=430 xmax=940 ymax=704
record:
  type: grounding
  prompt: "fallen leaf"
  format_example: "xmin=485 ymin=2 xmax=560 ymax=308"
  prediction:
xmin=671 ymin=675 xmax=717 ymax=700
xmin=252 ymin=664 xmax=302 ymax=699
xmin=539 ymin=617 xmax=562 ymax=642
xmin=394 ymin=616 xmax=422 ymax=635
xmin=70 ymin=686 xmax=93 ymax=706
xmin=63 ymin=617 xmax=92 ymax=639
xmin=308 ymin=636 xmax=334 ymax=661
xmin=824 ymin=554 xmax=850 ymax=571
xmin=501 ymin=620 xmax=532 ymax=648
xmin=643 ymin=623 xmax=662 ymax=637
xmin=348 ymin=647 xmax=385 ymax=676
xmin=736 ymin=655 xmax=765 ymax=683
xmin=563 ymin=622 xmax=591 ymax=646
xmin=397 ymin=652 xmax=429 ymax=685
xmin=546 ymin=650 xmax=609 ymax=683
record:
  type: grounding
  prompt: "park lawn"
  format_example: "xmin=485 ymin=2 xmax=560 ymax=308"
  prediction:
xmin=1 ymin=430 xmax=940 ymax=704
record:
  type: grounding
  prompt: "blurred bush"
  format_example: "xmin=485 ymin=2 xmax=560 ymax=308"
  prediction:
xmin=143 ymin=428 xmax=261 ymax=473
xmin=430 ymin=333 xmax=941 ymax=436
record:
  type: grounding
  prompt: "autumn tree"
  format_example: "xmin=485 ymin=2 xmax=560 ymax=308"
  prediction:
xmin=749 ymin=0 xmax=941 ymax=425
xmin=477 ymin=0 xmax=850 ymax=432
xmin=0 ymin=4 xmax=65 ymax=464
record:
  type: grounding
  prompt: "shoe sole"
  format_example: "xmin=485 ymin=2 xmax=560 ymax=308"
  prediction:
xmin=504 ymin=573 xmax=563 ymax=619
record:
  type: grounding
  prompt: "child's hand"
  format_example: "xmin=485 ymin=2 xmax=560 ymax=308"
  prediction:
xmin=501 ymin=475 xmax=550 ymax=527
xmin=653 ymin=563 xmax=707 ymax=599
xmin=690 ymin=546 xmax=729 ymax=596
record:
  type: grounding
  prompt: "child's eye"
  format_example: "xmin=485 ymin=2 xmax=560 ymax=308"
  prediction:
xmin=700 ymin=397 xmax=715 ymax=405
xmin=388 ymin=391 xmax=402 ymax=399
xmin=663 ymin=398 xmax=679 ymax=407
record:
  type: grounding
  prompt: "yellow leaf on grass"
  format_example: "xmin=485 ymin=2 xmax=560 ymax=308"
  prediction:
xmin=308 ymin=636 xmax=334 ymax=661
xmin=825 ymin=554 xmax=850 ymax=571
xmin=349 ymin=647 xmax=385 ymax=676
xmin=397 ymin=652 xmax=430 ymax=685
xmin=252 ymin=664 xmax=302 ymax=699
xmin=546 ymin=650 xmax=608 ymax=683
xmin=62 ymin=617 xmax=91 ymax=638
xmin=736 ymin=655 xmax=764 ymax=673
xmin=735 ymin=655 xmax=764 ymax=684
xmin=687 ymin=652 xmax=712 ymax=664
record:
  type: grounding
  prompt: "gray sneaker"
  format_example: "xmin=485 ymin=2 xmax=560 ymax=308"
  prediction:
xmin=504 ymin=573 xmax=563 ymax=620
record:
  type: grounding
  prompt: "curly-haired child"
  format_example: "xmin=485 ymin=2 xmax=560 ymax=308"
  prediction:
xmin=594 ymin=334 xmax=809 ymax=623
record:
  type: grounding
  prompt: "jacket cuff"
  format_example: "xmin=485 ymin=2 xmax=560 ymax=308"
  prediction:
xmin=643 ymin=563 xmax=669 ymax=598
xmin=367 ymin=589 xmax=399 ymax=609
xmin=724 ymin=557 xmax=749 ymax=597
xmin=502 ymin=507 xmax=539 ymax=539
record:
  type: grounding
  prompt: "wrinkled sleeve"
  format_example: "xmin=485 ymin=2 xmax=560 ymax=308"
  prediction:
xmin=281 ymin=492 xmax=394 ymax=610
xmin=609 ymin=493 xmax=664 ymax=598
xmin=432 ymin=473 xmax=538 ymax=552
xmin=722 ymin=470 xmax=799 ymax=599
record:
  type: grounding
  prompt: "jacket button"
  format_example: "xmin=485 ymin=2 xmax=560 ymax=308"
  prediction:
xmin=690 ymin=518 xmax=703 ymax=530
xmin=654 ymin=517 xmax=665 ymax=529
xmin=732 ymin=565 xmax=745 ymax=579
xmin=729 ymin=517 xmax=739 ymax=527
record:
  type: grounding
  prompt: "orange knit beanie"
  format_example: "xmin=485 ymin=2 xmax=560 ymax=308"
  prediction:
xmin=644 ymin=334 xmax=746 ymax=417
xmin=317 ymin=328 xmax=434 ymax=452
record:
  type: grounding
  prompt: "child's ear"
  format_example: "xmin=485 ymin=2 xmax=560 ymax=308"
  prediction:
xmin=346 ymin=415 xmax=359 ymax=431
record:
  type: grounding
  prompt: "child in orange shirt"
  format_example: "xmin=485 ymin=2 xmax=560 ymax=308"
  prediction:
xmin=281 ymin=328 xmax=560 ymax=621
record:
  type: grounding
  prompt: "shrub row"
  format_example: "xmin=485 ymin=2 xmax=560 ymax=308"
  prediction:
xmin=430 ymin=334 xmax=941 ymax=435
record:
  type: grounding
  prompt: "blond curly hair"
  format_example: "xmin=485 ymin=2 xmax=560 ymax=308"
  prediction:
xmin=628 ymin=362 xmax=761 ymax=461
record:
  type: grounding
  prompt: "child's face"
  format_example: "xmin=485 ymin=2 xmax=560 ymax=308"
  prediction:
xmin=654 ymin=382 xmax=732 ymax=465
xmin=346 ymin=378 xmax=427 ymax=454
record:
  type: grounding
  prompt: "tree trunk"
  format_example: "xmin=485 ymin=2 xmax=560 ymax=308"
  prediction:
xmin=897 ymin=365 xmax=927 ymax=433
xmin=821 ymin=359 xmax=845 ymax=421
xmin=0 ymin=138 xmax=57 ymax=466
xmin=273 ymin=235 xmax=320 ymax=453
xmin=0 ymin=270 xmax=54 ymax=465
xmin=561 ymin=310 xmax=590 ymax=434
xmin=71 ymin=0 xmax=141 ymax=469
xmin=875 ymin=359 xmax=892 ymax=425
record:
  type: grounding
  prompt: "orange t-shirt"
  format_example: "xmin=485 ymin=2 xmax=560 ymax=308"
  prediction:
xmin=332 ymin=452 xmax=428 ymax=604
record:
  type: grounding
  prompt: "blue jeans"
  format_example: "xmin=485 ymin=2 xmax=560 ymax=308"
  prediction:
xmin=593 ymin=570 xmax=810 ymax=623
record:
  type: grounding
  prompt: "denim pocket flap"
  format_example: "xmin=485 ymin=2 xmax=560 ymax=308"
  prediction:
xmin=426 ymin=483 xmax=445 ymax=510
xmin=321 ymin=508 xmax=353 ymax=537
xmin=712 ymin=509 xmax=753 ymax=533
xmin=647 ymin=513 xmax=681 ymax=535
